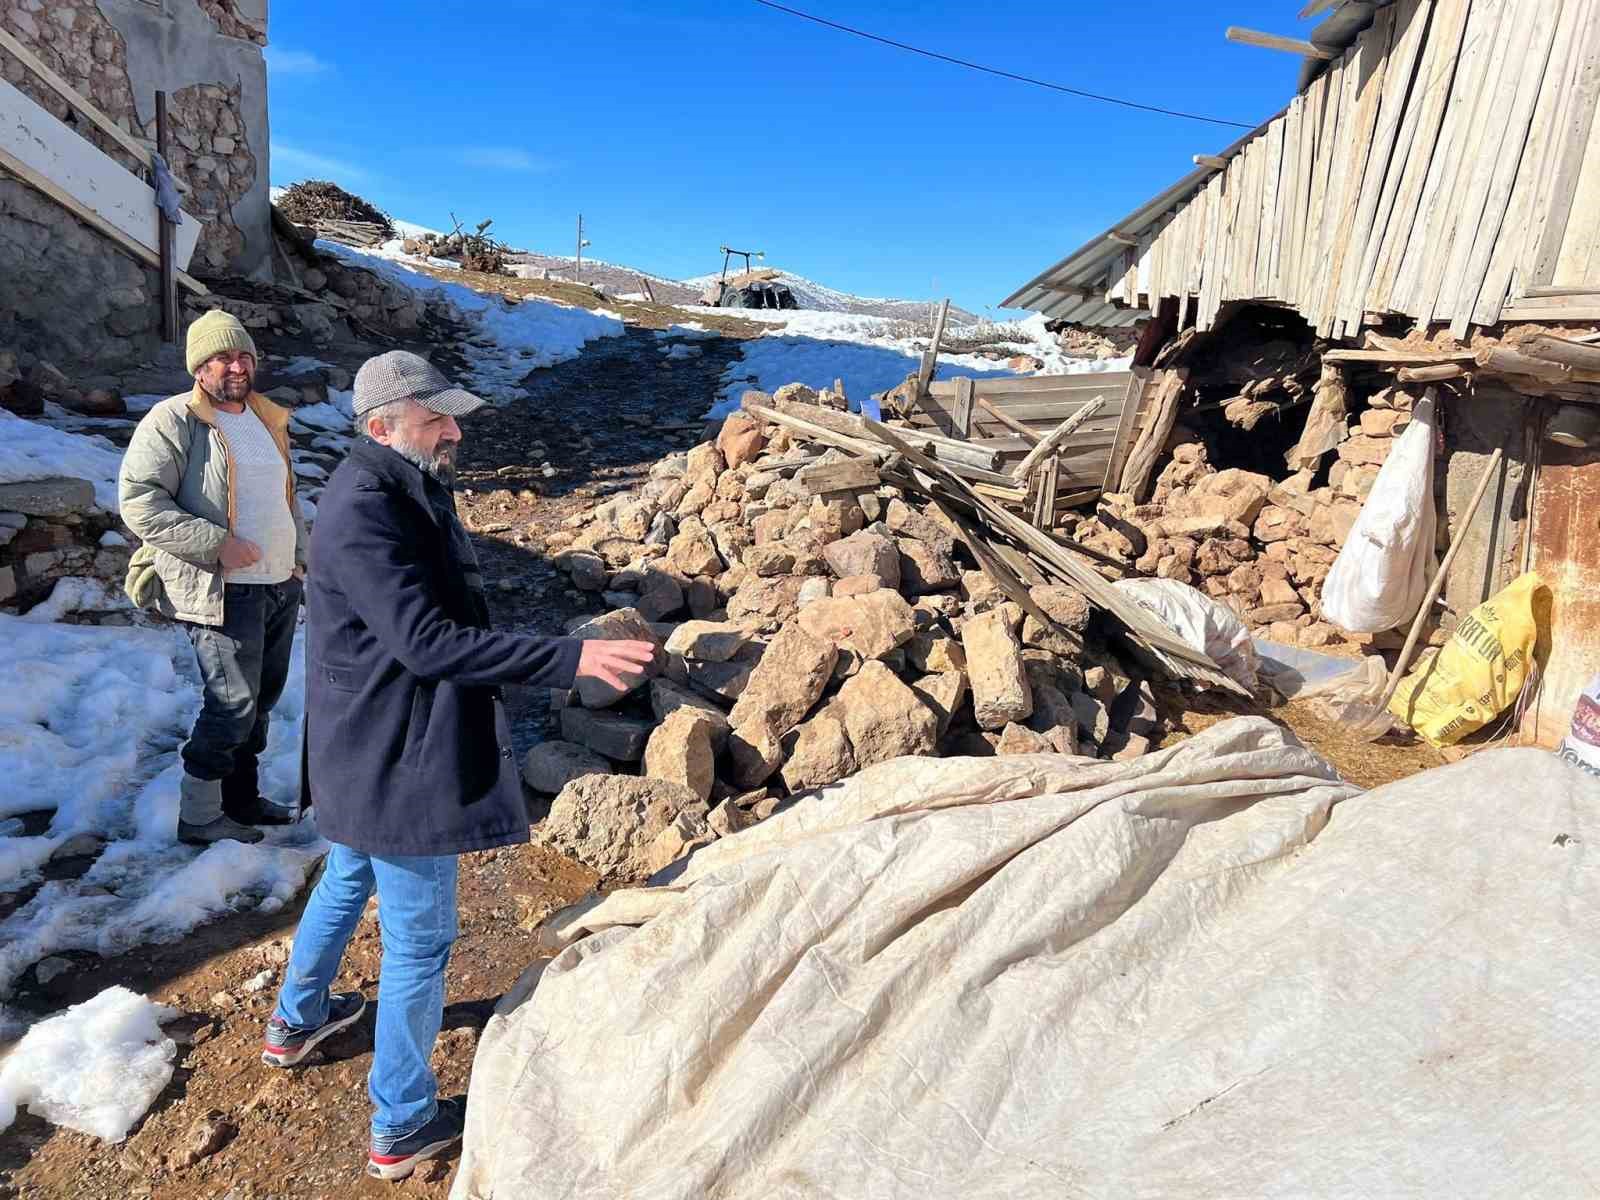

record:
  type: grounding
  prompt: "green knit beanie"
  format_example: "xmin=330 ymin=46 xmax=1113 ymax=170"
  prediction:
xmin=185 ymin=309 xmax=259 ymax=376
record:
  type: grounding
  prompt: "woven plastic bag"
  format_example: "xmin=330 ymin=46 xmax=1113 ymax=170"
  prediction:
xmin=1320 ymin=394 xmax=1437 ymax=633
xmin=1387 ymin=572 xmax=1546 ymax=747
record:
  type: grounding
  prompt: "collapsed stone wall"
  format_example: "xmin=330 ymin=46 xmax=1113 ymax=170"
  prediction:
xmin=1069 ymin=384 xmax=1423 ymax=650
xmin=528 ymin=386 xmax=1167 ymax=878
xmin=0 ymin=478 xmax=131 ymax=614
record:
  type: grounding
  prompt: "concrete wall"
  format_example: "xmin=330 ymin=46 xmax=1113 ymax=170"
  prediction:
xmin=0 ymin=0 xmax=269 ymax=369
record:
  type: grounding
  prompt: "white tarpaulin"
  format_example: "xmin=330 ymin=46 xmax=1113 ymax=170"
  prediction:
xmin=453 ymin=718 xmax=1600 ymax=1199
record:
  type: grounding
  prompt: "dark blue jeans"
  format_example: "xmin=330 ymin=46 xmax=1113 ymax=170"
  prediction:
xmin=274 ymin=844 xmax=459 ymax=1136
xmin=181 ymin=577 xmax=301 ymax=784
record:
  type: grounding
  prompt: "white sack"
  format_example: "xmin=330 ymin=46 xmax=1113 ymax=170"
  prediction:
xmin=455 ymin=721 xmax=1600 ymax=1199
xmin=1113 ymin=576 xmax=1259 ymax=689
xmin=1320 ymin=394 xmax=1437 ymax=633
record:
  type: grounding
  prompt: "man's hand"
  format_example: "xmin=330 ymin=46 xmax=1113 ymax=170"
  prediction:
xmin=219 ymin=536 xmax=262 ymax=570
xmin=575 ymin=639 xmax=657 ymax=691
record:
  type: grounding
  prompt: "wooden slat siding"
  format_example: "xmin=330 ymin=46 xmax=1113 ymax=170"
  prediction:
xmin=1524 ymin=0 xmax=1600 ymax=284
xmin=1371 ymin=0 xmax=1473 ymax=310
xmin=1303 ymin=56 xmax=1345 ymax=313
xmin=1555 ymin=19 xmax=1600 ymax=281
xmin=1392 ymin=0 xmax=1497 ymax=314
xmin=1474 ymin=0 xmax=1581 ymax=325
xmin=1318 ymin=4 xmax=1398 ymax=338
xmin=1285 ymin=90 xmax=1312 ymax=305
xmin=1449 ymin=0 xmax=1561 ymax=334
xmin=1239 ymin=133 xmax=1262 ymax=300
xmin=1336 ymin=0 xmax=1433 ymax=336
xmin=1102 ymin=368 xmax=1150 ymax=494
xmin=1421 ymin=0 xmax=1520 ymax=324
xmin=1286 ymin=70 xmax=1326 ymax=310
xmin=1198 ymin=169 xmax=1228 ymax=329
xmin=1135 ymin=229 xmax=1154 ymax=308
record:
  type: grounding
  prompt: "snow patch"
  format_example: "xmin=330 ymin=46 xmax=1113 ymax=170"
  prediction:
xmin=0 ymin=985 xmax=178 ymax=1142
xmin=318 ymin=242 xmax=624 ymax=402
xmin=0 ymin=410 xmax=125 ymax=511
xmin=17 ymin=577 xmax=130 ymax=624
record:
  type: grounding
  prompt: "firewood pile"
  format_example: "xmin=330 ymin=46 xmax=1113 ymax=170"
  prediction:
xmin=525 ymin=383 xmax=1251 ymax=877
xmin=273 ymin=180 xmax=395 ymax=242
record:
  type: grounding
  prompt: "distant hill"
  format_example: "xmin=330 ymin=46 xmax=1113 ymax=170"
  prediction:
xmin=682 ymin=270 xmax=981 ymax=325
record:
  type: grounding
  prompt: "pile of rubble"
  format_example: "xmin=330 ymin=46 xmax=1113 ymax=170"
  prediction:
xmin=526 ymin=385 xmax=1166 ymax=878
xmin=1067 ymin=385 xmax=1419 ymax=650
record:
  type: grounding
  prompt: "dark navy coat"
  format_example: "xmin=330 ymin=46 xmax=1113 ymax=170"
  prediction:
xmin=304 ymin=438 xmax=580 ymax=856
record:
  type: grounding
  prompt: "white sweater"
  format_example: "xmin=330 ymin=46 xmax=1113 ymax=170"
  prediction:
xmin=211 ymin=405 xmax=296 ymax=584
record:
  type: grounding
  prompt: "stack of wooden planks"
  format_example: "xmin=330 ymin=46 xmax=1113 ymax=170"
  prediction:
xmin=1100 ymin=0 xmax=1600 ymax=337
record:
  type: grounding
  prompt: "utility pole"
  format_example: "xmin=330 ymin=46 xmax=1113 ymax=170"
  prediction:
xmin=575 ymin=213 xmax=590 ymax=281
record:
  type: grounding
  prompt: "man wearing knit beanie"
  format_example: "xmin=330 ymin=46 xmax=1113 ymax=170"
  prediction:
xmin=119 ymin=309 xmax=310 ymax=845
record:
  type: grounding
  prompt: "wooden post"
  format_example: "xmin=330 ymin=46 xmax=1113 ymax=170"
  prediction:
xmin=915 ymin=298 xmax=950 ymax=400
xmin=1379 ymin=448 xmax=1506 ymax=715
xmin=1011 ymin=395 xmax=1107 ymax=482
xmin=155 ymin=90 xmax=177 ymax=344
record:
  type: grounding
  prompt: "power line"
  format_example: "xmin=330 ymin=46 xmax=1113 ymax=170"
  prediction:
xmin=750 ymin=0 xmax=1256 ymax=130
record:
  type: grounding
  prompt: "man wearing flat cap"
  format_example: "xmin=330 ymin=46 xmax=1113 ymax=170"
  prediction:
xmin=120 ymin=309 xmax=308 ymax=845
xmin=262 ymin=350 xmax=654 ymax=1181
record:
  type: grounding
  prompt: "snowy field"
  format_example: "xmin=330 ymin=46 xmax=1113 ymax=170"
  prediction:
xmin=704 ymin=308 xmax=1130 ymax=418
xmin=319 ymin=241 xmax=625 ymax=402
xmin=0 ymin=410 xmax=127 ymax=512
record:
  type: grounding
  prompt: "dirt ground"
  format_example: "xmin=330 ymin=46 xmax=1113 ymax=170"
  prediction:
xmin=1 ymin=278 xmax=1450 ymax=1199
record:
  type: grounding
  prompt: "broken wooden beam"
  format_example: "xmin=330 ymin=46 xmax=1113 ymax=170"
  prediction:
xmin=974 ymin=396 xmax=1042 ymax=443
xmin=1396 ymin=362 xmax=1469 ymax=384
xmin=796 ymin=456 xmax=880 ymax=495
xmin=1322 ymin=349 xmax=1479 ymax=365
xmin=1524 ymin=334 xmax=1600 ymax=373
xmin=1193 ymin=153 xmax=1230 ymax=169
xmin=1225 ymin=26 xmax=1338 ymax=58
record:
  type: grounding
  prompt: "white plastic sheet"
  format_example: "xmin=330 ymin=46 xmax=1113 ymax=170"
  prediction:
xmin=1113 ymin=577 xmax=1260 ymax=690
xmin=455 ymin=719 xmax=1600 ymax=1197
xmin=1320 ymin=394 xmax=1437 ymax=633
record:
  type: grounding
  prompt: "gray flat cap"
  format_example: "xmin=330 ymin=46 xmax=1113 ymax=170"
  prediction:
xmin=352 ymin=350 xmax=486 ymax=417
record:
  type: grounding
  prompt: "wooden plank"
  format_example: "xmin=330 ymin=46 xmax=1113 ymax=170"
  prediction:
xmin=1337 ymin=0 xmax=1432 ymax=334
xmin=1501 ymin=299 xmax=1600 ymax=320
xmin=1309 ymin=48 xmax=1357 ymax=324
xmin=0 ymin=26 xmax=153 ymax=170
xmin=1369 ymin=0 xmax=1472 ymax=311
xmin=1011 ymin=396 xmax=1108 ymax=481
xmin=1225 ymin=27 xmax=1339 ymax=58
xmin=1300 ymin=57 xmax=1344 ymax=313
xmin=1527 ymin=333 xmax=1600 ymax=371
xmin=1117 ymin=369 xmax=1187 ymax=500
xmin=1396 ymin=362 xmax=1469 ymax=383
xmin=1531 ymin=0 xmax=1600 ymax=283
xmin=796 ymin=457 xmax=880 ymax=495
xmin=1275 ymin=94 xmax=1302 ymax=302
xmin=928 ymin=373 xmax=1133 ymax=398
xmin=1194 ymin=153 xmax=1230 ymax=169
xmin=0 ymin=141 xmax=206 ymax=294
xmin=1451 ymin=0 xmax=1562 ymax=334
xmin=1103 ymin=369 xmax=1150 ymax=495
xmin=1256 ymin=119 xmax=1284 ymax=297
xmin=1474 ymin=0 xmax=1582 ymax=325
xmin=1198 ymin=168 xmax=1228 ymax=329
xmin=950 ymin=376 xmax=974 ymax=438
xmin=1323 ymin=348 xmax=1477 ymax=364
xmin=1032 ymin=455 xmax=1060 ymax=528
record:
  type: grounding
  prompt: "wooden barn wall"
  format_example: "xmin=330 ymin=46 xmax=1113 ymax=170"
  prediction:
xmin=1101 ymin=0 xmax=1600 ymax=338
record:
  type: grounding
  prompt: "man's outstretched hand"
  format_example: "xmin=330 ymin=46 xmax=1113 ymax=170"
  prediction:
xmin=575 ymin=639 xmax=657 ymax=691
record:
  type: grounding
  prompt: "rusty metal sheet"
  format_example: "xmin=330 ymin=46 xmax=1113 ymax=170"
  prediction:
xmin=1523 ymin=441 xmax=1600 ymax=746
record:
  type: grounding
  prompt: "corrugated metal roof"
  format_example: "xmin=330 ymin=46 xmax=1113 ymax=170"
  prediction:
xmin=1001 ymin=0 xmax=1391 ymax=321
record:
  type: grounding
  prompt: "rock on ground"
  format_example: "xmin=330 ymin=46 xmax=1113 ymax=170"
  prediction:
xmin=538 ymin=775 xmax=704 ymax=878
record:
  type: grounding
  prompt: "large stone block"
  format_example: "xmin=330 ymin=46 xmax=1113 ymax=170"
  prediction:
xmin=0 ymin=478 xmax=95 ymax=517
xmin=728 ymin=619 xmax=838 ymax=738
xmin=570 ymin=608 xmax=662 ymax=708
xmin=780 ymin=712 xmax=856 ymax=792
xmin=835 ymin=661 xmax=938 ymax=767
xmin=559 ymin=708 xmax=653 ymax=762
xmin=643 ymin=709 xmax=718 ymax=802
xmin=522 ymin=740 xmax=612 ymax=795
xmin=539 ymin=774 xmax=704 ymax=878
xmin=822 ymin=530 xmax=900 ymax=590
xmin=961 ymin=609 xmax=1033 ymax=729
xmin=797 ymin=589 xmax=916 ymax=659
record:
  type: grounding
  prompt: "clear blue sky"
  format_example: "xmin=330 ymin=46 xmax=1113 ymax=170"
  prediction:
xmin=267 ymin=1 xmax=1321 ymax=316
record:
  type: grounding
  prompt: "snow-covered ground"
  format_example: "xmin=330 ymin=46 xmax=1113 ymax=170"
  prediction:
xmin=319 ymin=241 xmax=624 ymax=402
xmin=0 ymin=985 xmax=178 ymax=1141
xmin=0 ymin=616 xmax=324 ymax=1022
xmin=0 ymin=410 xmax=127 ymax=512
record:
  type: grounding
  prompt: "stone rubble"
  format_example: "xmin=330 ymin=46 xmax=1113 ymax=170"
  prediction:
xmin=530 ymin=386 xmax=1175 ymax=877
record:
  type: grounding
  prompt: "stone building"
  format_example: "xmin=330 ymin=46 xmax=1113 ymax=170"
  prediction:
xmin=0 ymin=0 xmax=271 ymax=369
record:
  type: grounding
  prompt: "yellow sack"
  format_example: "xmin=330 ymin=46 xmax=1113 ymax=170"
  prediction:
xmin=1388 ymin=572 xmax=1547 ymax=747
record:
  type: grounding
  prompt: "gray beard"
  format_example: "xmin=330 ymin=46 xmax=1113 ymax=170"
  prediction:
xmin=392 ymin=441 xmax=457 ymax=488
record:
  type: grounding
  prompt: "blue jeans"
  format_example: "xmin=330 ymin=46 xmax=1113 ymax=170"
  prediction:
xmin=273 ymin=843 xmax=459 ymax=1136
